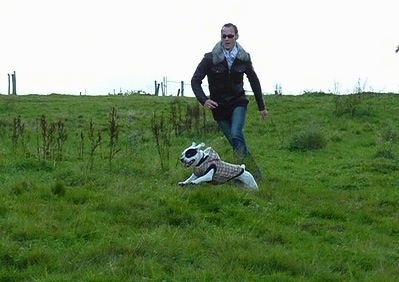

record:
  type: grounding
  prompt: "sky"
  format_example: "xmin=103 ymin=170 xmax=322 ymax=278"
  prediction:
xmin=1 ymin=0 xmax=398 ymax=96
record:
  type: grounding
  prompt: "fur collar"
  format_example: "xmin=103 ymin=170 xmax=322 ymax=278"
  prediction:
xmin=212 ymin=41 xmax=250 ymax=65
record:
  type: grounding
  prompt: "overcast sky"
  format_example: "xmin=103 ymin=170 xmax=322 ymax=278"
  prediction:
xmin=1 ymin=0 xmax=398 ymax=96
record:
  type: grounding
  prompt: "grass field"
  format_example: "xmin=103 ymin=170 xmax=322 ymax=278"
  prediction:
xmin=0 ymin=92 xmax=398 ymax=281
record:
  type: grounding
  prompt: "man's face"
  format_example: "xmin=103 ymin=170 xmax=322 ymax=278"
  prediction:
xmin=221 ymin=26 xmax=238 ymax=51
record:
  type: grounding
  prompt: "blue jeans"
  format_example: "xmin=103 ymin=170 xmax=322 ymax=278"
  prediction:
xmin=217 ymin=106 xmax=250 ymax=161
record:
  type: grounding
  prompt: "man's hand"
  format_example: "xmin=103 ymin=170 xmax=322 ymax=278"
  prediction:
xmin=204 ymin=99 xmax=218 ymax=110
xmin=260 ymin=109 xmax=268 ymax=119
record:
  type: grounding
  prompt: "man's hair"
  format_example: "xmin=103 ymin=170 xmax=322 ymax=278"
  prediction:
xmin=221 ymin=23 xmax=238 ymax=34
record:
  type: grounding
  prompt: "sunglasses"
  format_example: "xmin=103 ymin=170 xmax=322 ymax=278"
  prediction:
xmin=222 ymin=34 xmax=235 ymax=39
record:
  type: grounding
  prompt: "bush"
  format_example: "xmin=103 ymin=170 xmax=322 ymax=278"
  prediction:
xmin=379 ymin=124 xmax=397 ymax=143
xmin=374 ymin=124 xmax=397 ymax=160
xmin=333 ymin=94 xmax=362 ymax=117
xmin=51 ymin=181 xmax=66 ymax=196
xmin=289 ymin=125 xmax=326 ymax=151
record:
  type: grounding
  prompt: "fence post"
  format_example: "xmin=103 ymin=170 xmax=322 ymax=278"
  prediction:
xmin=7 ymin=74 xmax=10 ymax=95
xmin=154 ymin=80 xmax=158 ymax=96
xmin=181 ymin=81 xmax=184 ymax=96
xmin=163 ymin=76 xmax=167 ymax=96
xmin=12 ymin=71 xmax=16 ymax=95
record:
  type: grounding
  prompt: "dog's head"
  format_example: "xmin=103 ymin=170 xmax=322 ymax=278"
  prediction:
xmin=180 ymin=142 xmax=206 ymax=168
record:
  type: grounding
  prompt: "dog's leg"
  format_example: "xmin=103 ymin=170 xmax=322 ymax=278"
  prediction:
xmin=178 ymin=173 xmax=199 ymax=186
xmin=236 ymin=170 xmax=258 ymax=190
xmin=178 ymin=168 xmax=215 ymax=186
xmin=190 ymin=168 xmax=215 ymax=185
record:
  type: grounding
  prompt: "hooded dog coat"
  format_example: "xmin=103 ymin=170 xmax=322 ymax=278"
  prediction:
xmin=193 ymin=148 xmax=244 ymax=184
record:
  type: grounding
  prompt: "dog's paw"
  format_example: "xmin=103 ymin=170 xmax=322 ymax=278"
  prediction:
xmin=178 ymin=182 xmax=188 ymax=186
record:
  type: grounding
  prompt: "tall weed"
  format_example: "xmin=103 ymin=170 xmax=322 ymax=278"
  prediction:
xmin=151 ymin=110 xmax=171 ymax=170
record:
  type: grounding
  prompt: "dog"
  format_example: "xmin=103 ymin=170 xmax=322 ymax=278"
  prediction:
xmin=178 ymin=142 xmax=258 ymax=190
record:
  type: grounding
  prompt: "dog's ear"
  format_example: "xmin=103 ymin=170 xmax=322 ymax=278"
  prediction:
xmin=191 ymin=142 xmax=205 ymax=149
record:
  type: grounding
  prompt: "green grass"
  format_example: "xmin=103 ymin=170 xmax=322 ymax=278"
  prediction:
xmin=0 ymin=92 xmax=399 ymax=281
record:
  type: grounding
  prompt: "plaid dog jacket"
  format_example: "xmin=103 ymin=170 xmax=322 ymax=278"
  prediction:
xmin=193 ymin=148 xmax=244 ymax=184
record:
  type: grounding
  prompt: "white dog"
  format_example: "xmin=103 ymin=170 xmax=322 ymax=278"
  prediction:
xmin=178 ymin=142 xmax=258 ymax=190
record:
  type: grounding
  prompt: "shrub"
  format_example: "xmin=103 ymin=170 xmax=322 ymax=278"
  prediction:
xmin=51 ymin=181 xmax=66 ymax=197
xmin=378 ymin=124 xmax=397 ymax=143
xmin=289 ymin=125 xmax=326 ymax=151
xmin=374 ymin=124 xmax=397 ymax=160
xmin=333 ymin=94 xmax=362 ymax=117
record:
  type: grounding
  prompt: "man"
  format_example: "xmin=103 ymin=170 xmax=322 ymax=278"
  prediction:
xmin=191 ymin=23 xmax=268 ymax=180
